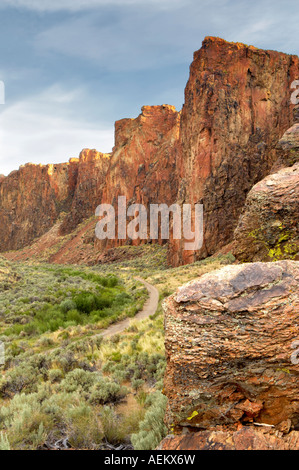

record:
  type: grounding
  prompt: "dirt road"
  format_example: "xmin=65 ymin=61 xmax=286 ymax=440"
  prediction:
xmin=100 ymin=277 xmax=159 ymax=339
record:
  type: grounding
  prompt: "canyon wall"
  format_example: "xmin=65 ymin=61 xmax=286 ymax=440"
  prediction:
xmin=60 ymin=149 xmax=111 ymax=235
xmin=0 ymin=160 xmax=79 ymax=251
xmin=0 ymin=37 xmax=298 ymax=266
xmin=170 ymin=37 xmax=299 ymax=265
xmin=97 ymin=104 xmax=180 ymax=251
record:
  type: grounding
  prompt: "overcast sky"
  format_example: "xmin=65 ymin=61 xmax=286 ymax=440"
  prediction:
xmin=0 ymin=0 xmax=298 ymax=175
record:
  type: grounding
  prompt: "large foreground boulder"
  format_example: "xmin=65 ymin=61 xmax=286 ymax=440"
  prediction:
xmin=233 ymin=163 xmax=299 ymax=262
xmin=278 ymin=123 xmax=299 ymax=152
xmin=163 ymin=261 xmax=299 ymax=434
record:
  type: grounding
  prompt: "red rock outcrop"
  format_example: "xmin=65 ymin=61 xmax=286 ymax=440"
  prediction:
xmin=0 ymin=160 xmax=79 ymax=252
xmin=60 ymin=149 xmax=111 ymax=234
xmin=1 ymin=38 xmax=299 ymax=267
xmin=279 ymin=123 xmax=299 ymax=151
xmin=163 ymin=261 xmax=299 ymax=431
xmin=96 ymin=104 xmax=180 ymax=251
xmin=233 ymin=163 xmax=299 ymax=262
xmin=0 ymin=105 xmax=180 ymax=257
xmin=159 ymin=427 xmax=299 ymax=451
xmin=170 ymin=37 xmax=299 ymax=266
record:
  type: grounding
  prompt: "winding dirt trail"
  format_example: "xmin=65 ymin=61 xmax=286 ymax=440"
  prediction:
xmin=99 ymin=277 xmax=159 ymax=339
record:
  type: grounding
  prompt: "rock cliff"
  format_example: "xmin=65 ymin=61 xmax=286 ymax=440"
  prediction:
xmin=0 ymin=37 xmax=298 ymax=267
xmin=0 ymin=160 xmax=79 ymax=252
xmin=97 ymin=104 xmax=180 ymax=252
xmin=170 ymin=37 xmax=299 ymax=265
xmin=59 ymin=149 xmax=111 ymax=235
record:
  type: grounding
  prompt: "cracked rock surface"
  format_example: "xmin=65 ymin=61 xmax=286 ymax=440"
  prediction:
xmin=163 ymin=261 xmax=299 ymax=432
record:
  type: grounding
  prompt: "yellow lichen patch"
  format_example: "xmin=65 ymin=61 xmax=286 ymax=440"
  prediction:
xmin=187 ymin=411 xmax=199 ymax=421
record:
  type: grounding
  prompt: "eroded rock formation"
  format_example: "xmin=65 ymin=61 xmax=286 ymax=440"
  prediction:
xmin=233 ymin=163 xmax=299 ymax=262
xmin=0 ymin=37 xmax=298 ymax=267
xmin=0 ymin=160 xmax=79 ymax=252
xmin=97 ymin=104 xmax=180 ymax=251
xmin=163 ymin=261 xmax=299 ymax=434
xmin=170 ymin=37 xmax=299 ymax=265
xmin=60 ymin=149 xmax=111 ymax=234
xmin=159 ymin=427 xmax=299 ymax=451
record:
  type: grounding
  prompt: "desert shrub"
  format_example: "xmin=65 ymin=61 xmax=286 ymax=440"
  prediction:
xmin=131 ymin=391 xmax=168 ymax=450
xmin=109 ymin=351 xmax=122 ymax=363
xmin=0 ymin=432 xmax=10 ymax=450
xmin=8 ymin=342 xmax=24 ymax=358
xmin=0 ymin=364 xmax=42 ymax=397
xmin=66 ymin=404 xmax=103 ymax=449
xmin=0 ymin=387 xmax=104 ymax=450
xmin=113 ymin=292 xmax=131 ymax=305
xmin=73 ymin=292 xmax=98 ymax=314
xmin=53 ymin=268 xmax=119 ymax=289
xmin=37 ymin=337 xmax=55 ymax=348
xmin=98 ymin=275 xmax=118 ymax=288
xmin=60 ymin=299 xmax=77 ymax=313
xmin=100 ymin=406 xmax=126 ymax=444
xmin=42 ymin=391 xmax=80 ymax=424
xmin=131 ymin=379 xmax=145 ymax=392
xmin=73 ymin=291 xmax=114 ymax=314
xmin=53 ymin=351 xmax=81 ymax=373
xmin=121 ymin=406 xmax=146 ymax=439
xmin=59 ymin=369 xmax=99 ymax=396
xmin=0 ymin=393 xmax=53 ymax=450
xmin=89 ymin=380 xmax=128 ymax=405
xmin=66 ymin=309 xmax=84 ymax=324
xmin=48 ymin=369 xmax=64 ymax=384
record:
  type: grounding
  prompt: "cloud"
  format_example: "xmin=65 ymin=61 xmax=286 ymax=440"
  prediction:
xmin=33 ymin=0 xmax=299 ymax=74
xmin=0 ymin=0 xmax=184 ymax=12
xmin=0 ymin=0 xmax=298 ymax=175
xmin=34 ymin=5 xmax=203 ymax=72
xmin=0 ymin=85 xmax=114 ymax=175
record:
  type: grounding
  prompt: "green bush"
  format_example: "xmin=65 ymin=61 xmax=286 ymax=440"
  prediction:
xmin=59 ymin=369 xmax=99 ymax=395
xmin=100 ymin=406 xmax=126 ymax=444
xmin=131 ymin=391 xmax=168 ymax=450
xmin=48 ymin=369 xmax=64 ymax=384
xmin=73 ymin=291 xmax=114 ymax=314
xmin=0 ymin=433 xmax=10 ymax=450
xmin=0 ymin=365 xmax=42 ymax=397
xmin=60 ymin=299 xmax=77 ymax=313
xmin=89 ymin=381 xmax=127 ymax=405
xmin=66 ymin=404 xmax=103 ymax=449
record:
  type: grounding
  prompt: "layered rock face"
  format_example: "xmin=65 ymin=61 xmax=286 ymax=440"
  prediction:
xmin=0 ymin=160 xmax=79 ymax=252
xmin=279 ymin=123 xmax=299 ymax=152
xmin=159 ymin=427 xmax=299 ymax=451
xmin=0 ymin=105 xmax=180 ymax=256
xmin=60 ymin=149 xmax=111 ymax=235
xmin=0 ymin=38 xmax=298 ymax=266
xmin=170 ymin=37 xmax=299 ymax=266
xmin=163 ymin=261 xmax=299 ymax=436
xmin=233 ymin=163 xmax=299 ymax=262
xmin=97 ymin=105 xmax=180 ymax=251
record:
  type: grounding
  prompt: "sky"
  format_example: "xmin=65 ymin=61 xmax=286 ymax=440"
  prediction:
xmin=0 ymin=0 xmax=298 ymax=175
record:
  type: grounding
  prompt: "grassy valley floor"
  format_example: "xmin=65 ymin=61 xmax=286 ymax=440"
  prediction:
xmin=0 ymin=246 xmax=234 ymax=450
